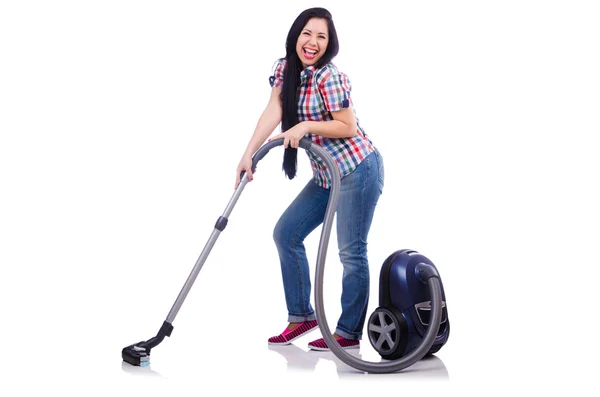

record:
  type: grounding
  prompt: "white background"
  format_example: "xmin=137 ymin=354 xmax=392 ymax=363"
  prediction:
xmin=1 ymin=0 xmax=599 ymax=396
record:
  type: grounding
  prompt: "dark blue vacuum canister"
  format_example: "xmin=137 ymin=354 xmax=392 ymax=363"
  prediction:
xmin=367 ymin=249 xmax=450 ymax=360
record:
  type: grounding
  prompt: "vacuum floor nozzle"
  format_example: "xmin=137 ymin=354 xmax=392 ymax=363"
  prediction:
xmin=122 ymin=342 xmax=150 ymax=367
xmin=122 ymin=322 xmax=174 ymax=366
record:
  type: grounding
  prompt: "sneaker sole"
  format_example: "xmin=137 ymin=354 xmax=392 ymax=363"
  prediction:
xmin=308 ymin=344 xmax=360 ymax=351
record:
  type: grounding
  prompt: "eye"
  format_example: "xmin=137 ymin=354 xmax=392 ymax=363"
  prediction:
xmin=319 ymin=36 xmax=326 ymax=40
xmin=302 ymin=31 xmax=310 ymax=36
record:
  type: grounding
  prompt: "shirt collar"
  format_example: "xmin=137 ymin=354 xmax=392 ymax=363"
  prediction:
xmin=301 ymin=65 xmax=317 ymax=82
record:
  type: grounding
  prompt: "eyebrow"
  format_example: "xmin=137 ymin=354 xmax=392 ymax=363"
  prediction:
xmin=303 ymin=29 xmax=328 ymax=36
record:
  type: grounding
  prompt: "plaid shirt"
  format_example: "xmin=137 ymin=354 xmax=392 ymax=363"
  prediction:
xmin=269 ymin=58 xmax=375 ymax=189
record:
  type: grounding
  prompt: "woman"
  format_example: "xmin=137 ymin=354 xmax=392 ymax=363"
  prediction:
xmin=235 ymin=7 xmax=384 ymax=351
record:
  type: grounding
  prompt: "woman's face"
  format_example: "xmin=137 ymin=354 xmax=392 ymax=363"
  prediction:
xmin=296 ymin=18 xmax=329 ymax=68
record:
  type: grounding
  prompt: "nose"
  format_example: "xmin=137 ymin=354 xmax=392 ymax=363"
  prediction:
xmin=308 ymin=34 xmax=318 ymax=47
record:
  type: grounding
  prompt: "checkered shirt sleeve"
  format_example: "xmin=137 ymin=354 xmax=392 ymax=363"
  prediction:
xmin=269 ymin=59 xmax=286 ymax=88
xmin=318 ymin=70 xmax=352 ymax=112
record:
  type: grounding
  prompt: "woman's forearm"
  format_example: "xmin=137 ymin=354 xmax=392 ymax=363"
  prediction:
xmin=243 ymin=103 xmax=282 ymax=158
xmin=302 ymin=120 xmax=356 ymax=139
xmin=300 ymin=107 xmax=357 ymax=139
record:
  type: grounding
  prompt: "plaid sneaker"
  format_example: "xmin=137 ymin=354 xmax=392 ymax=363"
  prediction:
xmin=268 ymin=320 xmax=319 ymax=345
xmin=308 ymin=336 xmax=359 ymax=351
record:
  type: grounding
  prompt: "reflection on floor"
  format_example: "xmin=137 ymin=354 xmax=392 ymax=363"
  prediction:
xmin=267 ymin=344 xmax=449 ymax=379
xmin=120 ymin=343 xmax=449 ymax=380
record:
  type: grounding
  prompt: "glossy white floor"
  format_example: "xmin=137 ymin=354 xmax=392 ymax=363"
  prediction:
xmin=1 ymin=1 xmax=599 ymax=396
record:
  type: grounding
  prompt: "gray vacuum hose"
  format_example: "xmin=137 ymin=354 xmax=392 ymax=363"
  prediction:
xmin=253 ymin=137 xmax=444 ymax=374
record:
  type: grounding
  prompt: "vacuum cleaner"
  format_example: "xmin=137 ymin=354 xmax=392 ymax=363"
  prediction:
xmin=122 ymin=137 xmax=449 ymax=373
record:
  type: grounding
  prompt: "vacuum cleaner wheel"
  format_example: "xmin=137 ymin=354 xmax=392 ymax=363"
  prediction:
xmin=367 ymin=307 xmax=406 ymax=359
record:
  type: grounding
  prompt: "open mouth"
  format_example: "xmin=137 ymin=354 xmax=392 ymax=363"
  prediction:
xmin=303 ymin=47 xmax=318 ymax=60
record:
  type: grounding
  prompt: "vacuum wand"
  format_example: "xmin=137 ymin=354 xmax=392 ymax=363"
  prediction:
xmin=122 ymin=139 xmax=291 ymax=367
xmin=122 ymin=171 xmax=252 ymax=366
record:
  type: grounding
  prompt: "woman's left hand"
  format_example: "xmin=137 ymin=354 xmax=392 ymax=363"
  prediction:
xmin=268 ymin=122 xmax=308 ymax=149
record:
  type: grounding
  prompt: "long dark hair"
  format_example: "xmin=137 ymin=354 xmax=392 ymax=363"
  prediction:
xmin=280 ymin=7 xmax=340 ymax=179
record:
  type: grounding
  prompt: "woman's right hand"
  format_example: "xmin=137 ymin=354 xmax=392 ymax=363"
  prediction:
xmin=235 ymin=155 xmax=254 ymax=189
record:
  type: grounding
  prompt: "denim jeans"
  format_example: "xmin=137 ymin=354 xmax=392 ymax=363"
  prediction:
xmin=273 ymin=149 xmax=384 ymax=340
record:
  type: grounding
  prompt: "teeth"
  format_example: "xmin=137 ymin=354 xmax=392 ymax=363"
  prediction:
xmin=304 ymin=48 xmax=317 ymax=54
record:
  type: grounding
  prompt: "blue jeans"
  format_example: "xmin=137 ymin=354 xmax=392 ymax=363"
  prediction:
xmin=273 ymin=149 xmax=384 ymax=340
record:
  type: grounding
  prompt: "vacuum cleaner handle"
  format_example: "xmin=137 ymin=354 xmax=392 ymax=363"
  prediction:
xmin=238 ymin=137 xmax=313 ymax=180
